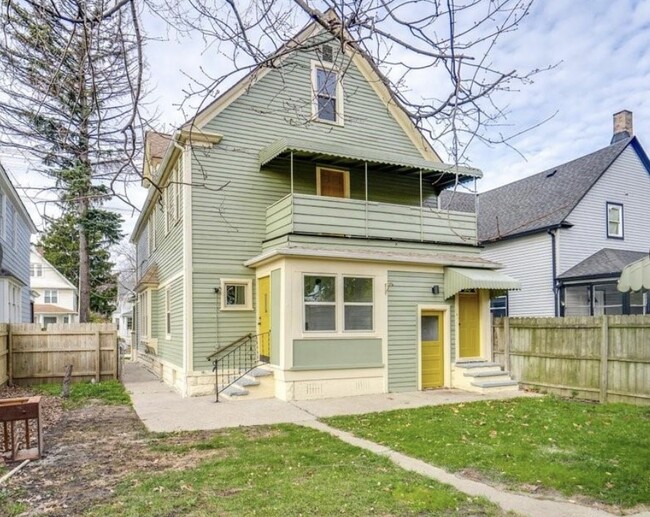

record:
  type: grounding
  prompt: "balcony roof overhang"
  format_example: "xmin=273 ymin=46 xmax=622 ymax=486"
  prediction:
xmin=259 ymin=137 xmax=482 ymax=189
xmin=443 ymin=267 xmax=521 ymax=299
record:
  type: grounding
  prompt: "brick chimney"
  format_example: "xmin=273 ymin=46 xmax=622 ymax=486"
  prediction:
xmin=611 ymin=110 xmax=633 ymax=144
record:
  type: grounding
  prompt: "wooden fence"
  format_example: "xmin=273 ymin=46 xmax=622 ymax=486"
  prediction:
xmin=493 ymin=315 xmax=650 ymax=405
xmin=0 ymin=323 xmax=119 ymax=387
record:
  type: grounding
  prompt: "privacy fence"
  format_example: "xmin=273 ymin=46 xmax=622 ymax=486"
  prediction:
xmin=0 ymin=323 xmax=119 ymax=387
xmin=493 ymin=315 xmax=650 ymax=405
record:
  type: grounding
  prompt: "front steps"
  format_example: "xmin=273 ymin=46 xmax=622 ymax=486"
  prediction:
xmin=453 ymin=360 xmax=519 ymax=394
xmin=220 ymin=366 xmax=275 ymax=401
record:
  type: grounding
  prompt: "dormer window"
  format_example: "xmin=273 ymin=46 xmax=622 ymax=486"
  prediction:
xmin=606 ymin=202 xmax=623 ymax=239
xmin=312 ymin=62 xmax=343 ymax=124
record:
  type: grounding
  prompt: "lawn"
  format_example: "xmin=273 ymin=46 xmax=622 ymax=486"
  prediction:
xmin=89 ymin=424 xmax=508 ymax=516
xmin=33 ymin=379 xmax=131 ymax=407
xmin=325 ymin=397 xmax=650 ymax=508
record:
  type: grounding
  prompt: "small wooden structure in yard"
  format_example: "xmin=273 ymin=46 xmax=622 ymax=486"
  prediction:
xmin=0 ymin=396 xmax=43 ymax=462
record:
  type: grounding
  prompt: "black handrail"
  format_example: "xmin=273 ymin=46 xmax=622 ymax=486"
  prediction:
xmin=207 ymin=332 xmax=269 ymax=402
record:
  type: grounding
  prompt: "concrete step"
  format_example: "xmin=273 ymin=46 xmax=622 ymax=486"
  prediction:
xmin=455 ymin=361 xmax=502 ymax=369
xmin=469 ymin=379 xmax=519 ymax=395
xmin=249 ymin=367 xmax=273 ymax=378
xmin=464 ymin=370 xmax=510 ymax=378
xmin=221 ymin=384 xmax=249 ymax=399
xmin=220 ymin=366 xmax=275 ymax=401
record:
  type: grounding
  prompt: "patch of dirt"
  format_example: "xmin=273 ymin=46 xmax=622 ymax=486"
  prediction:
xmin=0 ymin=390 xmax=224 ymax=516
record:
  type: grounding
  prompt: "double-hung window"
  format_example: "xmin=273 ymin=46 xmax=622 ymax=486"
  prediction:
xmin=31 ymin=263 xmax=43 ymax=277
xmin=165 ymin=288 xmax=171 ymax=338
xmin=606 ymin=203 xmax=623 ymax=238
xmin=303 ymin=275 xmax=374 ymax=332
xmin=312 ymin=63 xmax=342 ymax=124
xmin=44 ymin=289 xmax=58 ymax=304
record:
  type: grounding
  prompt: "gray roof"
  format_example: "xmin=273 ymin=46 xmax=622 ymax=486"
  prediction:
xmin=478 ymin=137 xmax=634 ymax=242
xmin=438 ymin=190 xmax=476 ymax=213
xmin=558 ymin=248 xmax=648 ymax=280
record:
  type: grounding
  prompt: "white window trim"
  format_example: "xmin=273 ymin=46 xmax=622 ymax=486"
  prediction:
xmin=148 ymin=208 xmax=157 ymax=253
xmin=44 ymin=289 xmax=59 ymax=304
xmin=7 ymin=280 xmax=22 ymax=323
xmin=316 ymin=166 xmax=350 ymax=198
xmin=606 ymin=202 xmax=624 ymax=239
xmin=31 ymin=263 xmax=43 ymax=277
xmin=165 ymin=287 xmax=171 ymax=339
xmin=310 ymin=60 xmax=344 ymax=126
xmin=138 ymin=290 xmax=151 ymax=339
xmin=220 ymin=278 xmax=253 ymax=311
xmin=302 ymin=274 xmax=375 ymax=335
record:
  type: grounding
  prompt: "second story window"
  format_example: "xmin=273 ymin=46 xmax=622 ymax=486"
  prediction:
xmin=606 ymin=202 xmax=623 ymax=239
xmin=30 ymin=263 xmax=43 ymax=277
xmin=312 ymin=63 xmax=342 ymax=124
xmin=44 ymin=289 xmax=58 ymax=304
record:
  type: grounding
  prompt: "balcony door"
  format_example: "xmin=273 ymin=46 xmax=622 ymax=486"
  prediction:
xmin=317 ymin=167 xmax=349 ymax=198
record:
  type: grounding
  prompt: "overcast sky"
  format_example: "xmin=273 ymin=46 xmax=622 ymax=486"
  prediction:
xmin=2 ymin=0 xmax=650 ymax=235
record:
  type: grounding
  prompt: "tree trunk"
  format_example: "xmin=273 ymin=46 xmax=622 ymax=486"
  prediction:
xmin=78 ymin=198 xmax=90 ymax=323
xmin=62 ymin=364 xmax=73 ymax=398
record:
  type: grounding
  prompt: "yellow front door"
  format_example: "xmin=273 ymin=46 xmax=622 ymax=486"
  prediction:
xmin=421 ymin=311 xmax=444 ymax=388
xmin=458 ymin=291 xmax=480 ymax=358
xmin=258 ymin=276 xmax=270 ymax=360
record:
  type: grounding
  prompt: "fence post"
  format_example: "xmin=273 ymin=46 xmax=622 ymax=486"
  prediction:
xmin=7 ymin=324 xmax=13 ymax=386
xmin=114 ymin=330 xmax=119 ymax=380
xmin=504 ymin=317 xmax=511 ymax=373
xmin=95 ymin=330 xmax=101 ymax=382
xmin=599 ymin=315 xmax=609 ymax=403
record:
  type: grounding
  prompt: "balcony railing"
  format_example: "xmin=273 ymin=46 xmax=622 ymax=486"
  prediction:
xmin=266 ymin=194 xmax=477 ymax=245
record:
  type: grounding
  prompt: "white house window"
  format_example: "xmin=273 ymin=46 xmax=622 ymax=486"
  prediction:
xmin=8 ymin=282 xmax=21 ymax=323
xmin=221 ymin=279 xmax=253 ymax=310
xmin=303 ymin=275 xmax=374 ymax=333
xmin=148 ymin=209 xmax=157 ymax=253
xmin=8 ymin=204 xmax=15 ymax=247
xmin=490 ymin=295 xmax=508 ymax=318
xmin=44 ymin=289 xmax=58 ymax=304
xmin=165 ymin=288 xmax=171 ymax=338
xmin=606 ymin=203 xmax=623 ymax=238
xmin=30 ymin=263 xmax=43 ymax=277
xmin=343 ymin=277 xmax=373 ymax=331
xmin=138 ymin=291 xmax=150 ymax=338
xmin=312 ymin=63 xmax=342 ymax=124
xmin=165 ymin=161 xmax=182 ymax=234
xmin=304 ymin=275 xmax=336 ymax=331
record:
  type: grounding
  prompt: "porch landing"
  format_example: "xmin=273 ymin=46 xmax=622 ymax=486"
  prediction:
xmin=123 ymin=362 xmax=537 ymax=433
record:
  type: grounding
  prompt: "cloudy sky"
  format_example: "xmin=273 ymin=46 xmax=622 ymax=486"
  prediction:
xmin=2 ymin=0 xmax=650 ymax=234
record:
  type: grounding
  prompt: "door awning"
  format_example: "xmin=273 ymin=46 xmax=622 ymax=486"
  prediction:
xmin=617 ymin=255 xmax=650 ymax=292
xmin=444 ymin=267 xmax=520 ymax=299
xmin=258 ymin=137 xmax=482 ymax=187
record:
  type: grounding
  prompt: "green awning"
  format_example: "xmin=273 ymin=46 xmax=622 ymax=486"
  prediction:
xmin=617 ymin=255 xmax=650 ymax=292
xmin=444 ymin=267 xmax=520 ymax=299
xmin=259 ymin=137 xmax=482 ymax=181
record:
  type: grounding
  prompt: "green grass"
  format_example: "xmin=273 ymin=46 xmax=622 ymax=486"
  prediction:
xmin=89 ymin=424 xmax=507 ymax=516
xmin=33 ymin=380 xmax=131 ymax=407
xmin=325 ymin=397 xmax=650 ymax=507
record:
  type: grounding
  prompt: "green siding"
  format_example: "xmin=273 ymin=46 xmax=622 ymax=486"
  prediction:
xmin=152 ymin=278 xmax=184 ymax=368
xmin=189 ymin=42 xmax=475 ymax=368
xmin=270 ymin=268 xmax=281 ymax=365
xmin=387 ymin=270 xmax=455 ymax=392
xmin=292 ymin=338 xmax=383 ymax=370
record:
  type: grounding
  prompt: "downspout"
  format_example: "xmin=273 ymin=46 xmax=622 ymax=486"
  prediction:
xmin=547 ymin=228 xmax=559 ymax=316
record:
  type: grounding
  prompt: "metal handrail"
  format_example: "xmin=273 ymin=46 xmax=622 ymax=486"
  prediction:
xmin=206 ymin=333 xmax=253 ymax=361
xmin=208 ymin=332 xmax=269 ymax=402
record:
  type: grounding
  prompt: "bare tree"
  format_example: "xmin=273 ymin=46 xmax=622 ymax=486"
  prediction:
xmin=155 ymin=0 xmax=549 ymax=166
xmin=0 ymin=0 xmax=146 ymax=321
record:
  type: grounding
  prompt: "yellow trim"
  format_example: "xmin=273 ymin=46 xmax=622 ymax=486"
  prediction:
xmin=458 ymin=291 xmax=481 ymax=358
xmin=420 ymin=310 xmax=444 ymax=388
xmin=417 ymin=304 xmax=451 ymax=389
xmin=316 ymin=166 xmax=350 ymax=198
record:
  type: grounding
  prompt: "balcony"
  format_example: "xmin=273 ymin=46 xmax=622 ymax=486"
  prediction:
xmin=266 ymin=194 xmax=477 ymax=246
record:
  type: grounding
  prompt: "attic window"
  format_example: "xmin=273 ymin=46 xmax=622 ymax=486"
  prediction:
xmin=312 ymin=62 xmax=343 ymax=124
xmin=321 ymin=44 xmax=333 ymax=63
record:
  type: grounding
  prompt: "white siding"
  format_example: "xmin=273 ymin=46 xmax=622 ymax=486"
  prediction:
xmin=558 ymin=146 xmax=650 ymax=273
xmin=482 ymin=232 xmax=555 ymax=316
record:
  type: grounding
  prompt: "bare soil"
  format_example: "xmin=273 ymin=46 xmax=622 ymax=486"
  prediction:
xmin=0 ymin=388 xmax=217 ymax=516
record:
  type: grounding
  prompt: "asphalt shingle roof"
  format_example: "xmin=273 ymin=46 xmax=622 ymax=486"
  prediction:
xmin=478 ymin=138 xmax=634 ymax=242
xmin=438 ymin=190 xmax=476 ymax=213
xmin=558 ymin=248 xmax=648 ymax=280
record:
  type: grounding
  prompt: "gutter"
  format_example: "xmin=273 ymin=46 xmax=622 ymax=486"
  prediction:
xmin=547 ymin=228 xmax=559 ymax=316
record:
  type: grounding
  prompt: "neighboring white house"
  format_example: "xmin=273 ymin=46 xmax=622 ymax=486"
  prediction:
xmin=0 ymin=162 xmax=37 ymax=323
xmin=478 ymin=111 xmax=650 ymax=317
xmin=30 ymin=248 xmax=79 ymax=326
xmin=113 ymin=285 xmax=134 ymax=353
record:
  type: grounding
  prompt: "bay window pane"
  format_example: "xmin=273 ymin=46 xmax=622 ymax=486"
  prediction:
xmin=304 ymin=276 xmax=335 ymax=302
xmin=344 ymin=305 xmax=373 ymax=331
xmin=305 ymin=305 xmax=335 ymax=331
xmin=344 ymin=277 xmax=372 ymax=302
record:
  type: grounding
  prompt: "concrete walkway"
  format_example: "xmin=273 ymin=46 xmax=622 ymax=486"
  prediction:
xmin=122 ymin=362 xmax=650 ymax=517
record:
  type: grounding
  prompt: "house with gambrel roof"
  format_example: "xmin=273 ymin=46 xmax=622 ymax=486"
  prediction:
xmin=480 ymin=111 xmax=650 ymax=318
xmin=131 ymin=15 xmax=521 ymax=400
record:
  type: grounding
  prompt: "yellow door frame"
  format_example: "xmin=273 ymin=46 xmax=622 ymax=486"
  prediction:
xmin=258 ymin=276 xmax=271 ymax=360
xmin=458 ymin=291 xmax=481 ymax=359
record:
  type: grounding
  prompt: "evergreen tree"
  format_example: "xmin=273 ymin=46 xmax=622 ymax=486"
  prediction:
xmin=39 ymin=210 xmax=124 ymax=319
xmin=0 ymin=0 xmax=144 ymax=321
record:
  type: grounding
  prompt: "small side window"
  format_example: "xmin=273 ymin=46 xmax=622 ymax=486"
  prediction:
xmin=606 ymin=203 xmax=623 ymax=239
xmin=221 ymin=279 xmax=253 ymax=311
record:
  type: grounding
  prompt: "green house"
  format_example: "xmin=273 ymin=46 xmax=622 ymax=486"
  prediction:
xmin=131 ymin=19 xmax=520 ymax=400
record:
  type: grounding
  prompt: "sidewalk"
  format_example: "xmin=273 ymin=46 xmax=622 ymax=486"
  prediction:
xmin=122 ymin=361 xmax=533 ymax=432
